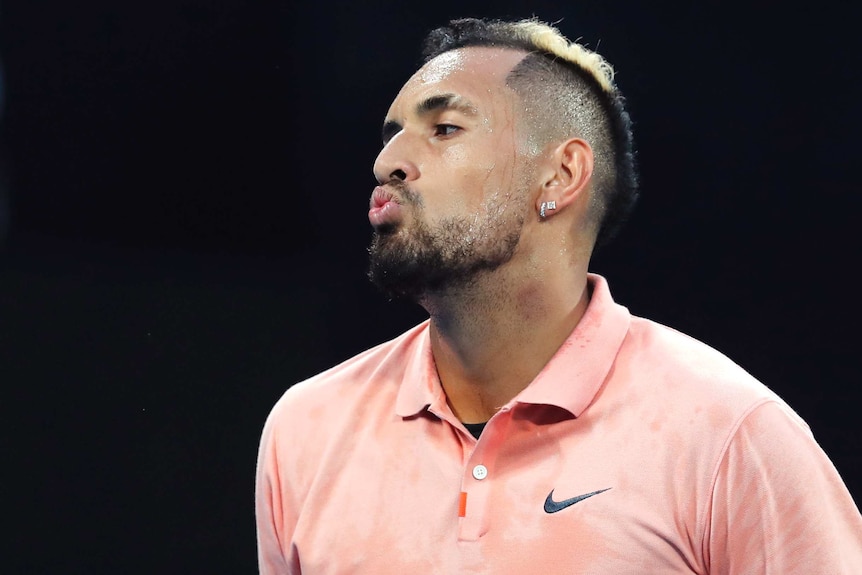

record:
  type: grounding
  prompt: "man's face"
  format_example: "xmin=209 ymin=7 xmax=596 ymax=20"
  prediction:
xmin=368 ymin=47 xmax=534 ymax=299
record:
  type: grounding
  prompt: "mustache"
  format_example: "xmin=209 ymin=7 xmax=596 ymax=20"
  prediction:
xmin=383 ymin=179 xmax=423 ymax=208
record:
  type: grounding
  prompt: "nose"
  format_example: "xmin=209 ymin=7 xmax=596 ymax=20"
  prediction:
xmin=372 ymin=133 xmax=420 ymax=184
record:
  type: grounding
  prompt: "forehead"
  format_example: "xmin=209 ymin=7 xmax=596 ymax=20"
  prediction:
xmin=386 ymin=47 xmax=526 ymax=118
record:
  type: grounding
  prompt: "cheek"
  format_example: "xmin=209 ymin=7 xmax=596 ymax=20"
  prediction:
xmin=441 ymin=141 xmax=508 ymax=183
xmin=441 ymin=142 xmax=469 ymax=165
xmin=439 ymin=144 xmax=487 ymax=204
xmin=433 ymin=138 xmax=521 ymax=214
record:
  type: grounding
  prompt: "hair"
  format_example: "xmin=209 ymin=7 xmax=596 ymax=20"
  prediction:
xmin=421 ymin=17 xmax=639 ymax=248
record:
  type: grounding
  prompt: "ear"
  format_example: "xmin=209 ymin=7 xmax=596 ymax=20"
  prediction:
xmin=536 ymin=138 xmax=594 ymax=217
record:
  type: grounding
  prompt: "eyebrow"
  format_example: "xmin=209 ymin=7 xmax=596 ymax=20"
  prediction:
xmin=381 ymin=93 xmax=479 ymax=144
xmin=416 ymin=93 xmax=478 ymax=117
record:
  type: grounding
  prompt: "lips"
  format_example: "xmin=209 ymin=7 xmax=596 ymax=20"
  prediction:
xmin=371 ymin=186 xmax=395 ymax=209
xmin=368 ymin=185 xmax=404 ymax=228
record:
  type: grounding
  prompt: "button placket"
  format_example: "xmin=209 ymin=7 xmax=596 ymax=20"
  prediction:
xmin=457 ymin=406 xmax=514 ymax=541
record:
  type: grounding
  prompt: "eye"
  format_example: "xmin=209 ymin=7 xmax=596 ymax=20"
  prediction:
xmin=434 ymin=124 xmax=461 ymax=137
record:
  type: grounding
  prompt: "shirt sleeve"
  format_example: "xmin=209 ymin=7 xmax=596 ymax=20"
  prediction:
xmin=705 ymin=400 xmax=862 ymax=573
xmin=255 ymin=410 xmax=298 ymax=575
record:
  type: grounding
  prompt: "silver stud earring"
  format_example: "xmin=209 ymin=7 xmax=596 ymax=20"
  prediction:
xmin=540 ymin=201 xmax=557 ymax=219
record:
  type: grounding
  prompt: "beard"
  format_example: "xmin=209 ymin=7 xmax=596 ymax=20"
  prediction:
xmin=367 ymin=187 xmax=525 ymax=301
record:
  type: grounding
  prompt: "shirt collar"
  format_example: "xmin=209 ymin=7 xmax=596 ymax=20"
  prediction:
xmin=394 ymin=320 xmax=442 ymax=418
xmin=394 ymin=273 xmax=631 ymax=419
xmin=514 ymin=273 xmax=630 ymax=417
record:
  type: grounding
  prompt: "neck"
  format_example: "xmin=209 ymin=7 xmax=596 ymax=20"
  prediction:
xmin=421 ymin=263 xmax=590 ymax=423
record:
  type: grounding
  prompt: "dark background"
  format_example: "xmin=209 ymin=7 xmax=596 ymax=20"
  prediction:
xmin=2 ymin=1 xmax=859 ymax=573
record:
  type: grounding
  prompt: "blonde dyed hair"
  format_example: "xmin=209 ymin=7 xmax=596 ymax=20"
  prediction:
xmin=507 ymin=19 xmax=616 ymax=94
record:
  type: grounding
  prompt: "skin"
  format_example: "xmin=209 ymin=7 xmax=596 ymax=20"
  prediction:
xmin=372 ymin=47 xmax=597 ymax=423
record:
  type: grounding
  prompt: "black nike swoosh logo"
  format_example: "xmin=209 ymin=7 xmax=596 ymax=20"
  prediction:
xmin=544 ymin=487 xmax=612 ymax=513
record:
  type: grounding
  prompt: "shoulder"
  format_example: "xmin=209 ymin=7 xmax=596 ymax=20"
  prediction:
xmin=602 ymin=313 xmax=810 ymax=465
xmin=263 ymin=319 xmax=430 ymax=434
xmin=621 ymin=314 xmax=782 ymax=410
xmin=256 ymin=320 xmax=432 ymax=509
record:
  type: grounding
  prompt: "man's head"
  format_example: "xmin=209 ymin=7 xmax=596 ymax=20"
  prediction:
xmin=368 ymin=17 xmax=638 ymax=300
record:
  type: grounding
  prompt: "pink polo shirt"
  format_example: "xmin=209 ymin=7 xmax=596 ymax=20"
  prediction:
xmin=256 ymin=274 xmax=862 ymax=573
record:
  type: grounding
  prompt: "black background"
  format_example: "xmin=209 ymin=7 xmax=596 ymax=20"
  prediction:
xmin=2 ymin=1 xmax=860 ymax=573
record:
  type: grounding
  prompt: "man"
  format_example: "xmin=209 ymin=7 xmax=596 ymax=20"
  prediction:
xmin=256 ymin=17 xmax=862 ymax=573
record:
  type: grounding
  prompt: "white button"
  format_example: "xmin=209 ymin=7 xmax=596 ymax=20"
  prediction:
xmin=472 ymin=464 xmax=488 ymax=480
